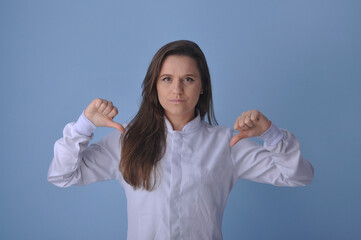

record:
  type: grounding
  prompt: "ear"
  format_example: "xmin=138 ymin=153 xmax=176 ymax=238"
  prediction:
xmin=200 ymin=89 xmax=204 ymax=94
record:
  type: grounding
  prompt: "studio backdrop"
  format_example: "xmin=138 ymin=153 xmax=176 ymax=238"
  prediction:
xmin=1 ymin=0 xmax=360 ymax=239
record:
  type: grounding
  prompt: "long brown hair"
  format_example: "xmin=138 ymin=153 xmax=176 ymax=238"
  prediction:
xmin=120 ymin=40 xmax=217 ymax=191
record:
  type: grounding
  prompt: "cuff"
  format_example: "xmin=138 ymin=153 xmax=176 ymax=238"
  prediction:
xmin=259 ymin=121 xmax=284 ymax=147
xmin=73 ymin=111 xmax=96 ymax=137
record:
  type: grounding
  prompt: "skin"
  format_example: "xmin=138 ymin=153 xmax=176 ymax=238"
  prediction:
xmin=229 ymin=110 xmax=271 ymax=147
xmin=84 ymin=55 xmax=271 ymax=147
xmin=156 ymin=55 xmax=203 ymax=131
xmin=84 ymin=98 xmax=125 ymax=134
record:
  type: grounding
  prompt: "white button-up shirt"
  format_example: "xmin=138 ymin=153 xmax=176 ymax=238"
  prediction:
xmin=48 ymin=113 xmax=314 ymax=240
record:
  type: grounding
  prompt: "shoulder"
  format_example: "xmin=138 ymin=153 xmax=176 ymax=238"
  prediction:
xmin=200 ymin=121 xmax=234 ymax=139
xmin=95 ymin=130 xmax=123 ymax=150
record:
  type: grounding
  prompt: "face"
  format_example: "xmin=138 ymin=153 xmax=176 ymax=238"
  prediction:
xmin=156 ymin=55 xmax=203 ymax=122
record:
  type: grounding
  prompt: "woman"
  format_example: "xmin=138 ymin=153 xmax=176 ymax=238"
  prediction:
xmin=48 ymin=40 xmax=314 ymax=239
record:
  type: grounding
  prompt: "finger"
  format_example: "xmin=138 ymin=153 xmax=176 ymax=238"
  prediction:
xmin=230 ymin=131 xmax=248 ymax=147
xmin=233 ymin=116 xmax=243 ymax=131
xmin=98 ymin=99 xmax=108 ymax=112
xmin=94 ymin=98 xmax=103 ymax=109
xmin=103 ymin=101 xmax=114 ymax=115
xmin=236 ymin=113 xmax=247 ymax=129
xmin=105 ymin=118 xmax=125 ymax=133
xmin=108 ymin=107 xmax=118 ymax=119
xmin=238 ymin=113 xmax=249 ymax=131
xmin=108 ymin=121 xmax=125 ymax=133
xmin=244 ymin=115 xmax=254 ymax=128
xmin=250 ymin=110 xmax=260 ymax=122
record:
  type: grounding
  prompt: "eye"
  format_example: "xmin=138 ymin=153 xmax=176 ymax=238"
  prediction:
xmin=162 ymin=77 xmax=171 ymax=82
xmin=184 ymin=77 xmax=194 ymax=82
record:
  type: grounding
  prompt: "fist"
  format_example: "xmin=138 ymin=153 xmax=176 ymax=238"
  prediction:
xmin=84 ymin=98 xmax=125 ymax=133
xmin=230 ymin=110 xmax=271 ymax=147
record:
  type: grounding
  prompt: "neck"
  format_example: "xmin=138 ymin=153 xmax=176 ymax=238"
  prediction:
xmin=166 ymin=112 xmax=196 ymax=131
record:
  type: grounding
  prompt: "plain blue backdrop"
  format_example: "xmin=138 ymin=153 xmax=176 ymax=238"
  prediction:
xmin=1 ymin=0 xmax=360 ymax=239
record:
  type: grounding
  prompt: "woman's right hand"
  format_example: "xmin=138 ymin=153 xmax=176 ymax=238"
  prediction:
xmin=84 ymin=98 xmax=125 ymax=133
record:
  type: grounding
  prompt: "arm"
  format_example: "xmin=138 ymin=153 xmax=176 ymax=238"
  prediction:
xmin=47 ymin=112 xmax=123 ymax=187
xmin=230 ymin=110 xmax=314 ymax=187
xmin=47 ymin=98 xmax=125 ymax=187
xmin=231 ymin=123 xmax=314 ymax=186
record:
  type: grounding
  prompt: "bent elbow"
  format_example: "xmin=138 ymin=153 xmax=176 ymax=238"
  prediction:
xmin=288 ymin=164 xmax=315 ymax=187
xmin=47 ymin=175 xmax=71 ymax=188
xmin=47 ymin=171 xmax=77 ymax=188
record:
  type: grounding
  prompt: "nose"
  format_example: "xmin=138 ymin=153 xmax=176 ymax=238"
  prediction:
xmin=172 ymin=79 xmax=184 ymax=94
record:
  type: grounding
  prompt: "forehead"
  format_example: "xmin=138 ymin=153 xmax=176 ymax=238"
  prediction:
xmin=160 ymin=55 xmax=200 ymax=75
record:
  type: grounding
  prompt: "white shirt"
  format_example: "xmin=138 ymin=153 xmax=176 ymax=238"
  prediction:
xmin=47 ymin=112 xmax=314 ymax=240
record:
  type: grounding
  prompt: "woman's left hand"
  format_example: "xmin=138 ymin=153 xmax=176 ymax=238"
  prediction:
xmin=230 ymin=110 xmax=271 ymax=147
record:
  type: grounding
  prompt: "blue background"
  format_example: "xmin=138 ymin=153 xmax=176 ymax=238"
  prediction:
xmin=1 ymin=0 xmax=360 ymax=239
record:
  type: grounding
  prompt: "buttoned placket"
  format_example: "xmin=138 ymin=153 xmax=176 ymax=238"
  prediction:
xmin=169 ymin=131 xmax=183 ymax=239
xmin=165 ymin=114 xmax=201 ymax=240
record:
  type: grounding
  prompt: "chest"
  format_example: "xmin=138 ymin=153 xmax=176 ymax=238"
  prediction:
xmin=163 ymin=130 xmax=234 ymax=195
xmin=123 ymin=128 xmax=235 ymax=212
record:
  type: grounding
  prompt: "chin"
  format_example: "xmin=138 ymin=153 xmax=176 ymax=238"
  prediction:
xmin=165 ymin=108 xmax=194 ymax=118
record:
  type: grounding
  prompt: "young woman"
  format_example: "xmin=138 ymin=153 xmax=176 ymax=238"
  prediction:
xmin=48 ymin=40 xmax=314 ymax=239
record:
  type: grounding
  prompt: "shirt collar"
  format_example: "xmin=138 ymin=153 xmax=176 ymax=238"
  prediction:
xmin=164 ymin=112 xmax=202 ymax=133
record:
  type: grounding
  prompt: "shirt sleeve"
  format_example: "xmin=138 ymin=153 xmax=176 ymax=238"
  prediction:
xmin=230 ymin=124 xmax=314 ymax=187
xmin=47 ymin=113 xmax=123 ymax=188
xmin=73 ymin=111 xmax=96 ymax=137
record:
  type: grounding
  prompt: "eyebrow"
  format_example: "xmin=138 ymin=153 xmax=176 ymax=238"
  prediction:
xmin=159 ymin=73 xmax=199 ymax=78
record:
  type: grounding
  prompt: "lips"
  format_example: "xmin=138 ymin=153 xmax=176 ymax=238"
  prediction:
xmin=170 ymin=99 xmax=186 ymax=103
